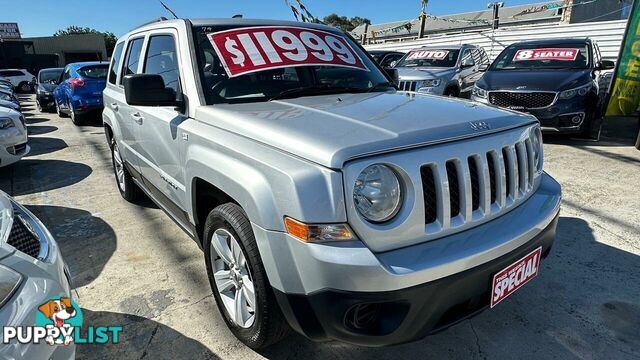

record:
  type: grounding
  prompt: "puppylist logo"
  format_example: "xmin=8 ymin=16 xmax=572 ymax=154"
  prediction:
xmin=3 ymin=296 xmax=122 ymax=345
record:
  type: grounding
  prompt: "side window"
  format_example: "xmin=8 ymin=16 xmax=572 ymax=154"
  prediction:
xmin=480 ymin=49 xmax=490 ymax=64
xmin=460 ymin=49 xmax=473 ymax=65
xmin=121 ymin=37 xmax=145 ymax=81
xmin=62 ymin=68 xmax=71 ymax=81
xmin=143 ymin=35 xmax=180 ymax=93
xmin=0 ymin=71 xmax=9 ymax=77
xmin=108 ymin=42 xmax=125 ymax=85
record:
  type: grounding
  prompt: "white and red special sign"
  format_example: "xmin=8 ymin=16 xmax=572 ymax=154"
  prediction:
xmin=513 ymin=48 xmax=579 ymax=61
xmin=207 ymin=26 xmax=368 ymax=78
xmin=490 ymin=247 xmax=542 ymax=308
xmin=406 ymin=49 xmax=450 ymax=61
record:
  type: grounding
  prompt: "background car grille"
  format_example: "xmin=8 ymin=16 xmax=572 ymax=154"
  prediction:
xmin=489 ymin=91 xmax=556 ymax=109
xmin=420 ymin=135 xmax=538 ymax=226
xmin=398 ymin=81 xmax=417 ymax=92
xmin=7 ymin=217 xmax=41 ymax=258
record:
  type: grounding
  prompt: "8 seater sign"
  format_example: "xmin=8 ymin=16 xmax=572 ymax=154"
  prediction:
xmin=208 ymin=26 xmax=369 ymax=78
xmin=513 ymin=48 xmax=579 ymax=61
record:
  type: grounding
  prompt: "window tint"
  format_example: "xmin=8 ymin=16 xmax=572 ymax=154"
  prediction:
xmin=78 ymin=65 xmax=108 ymax=79
xmin=122 ymin=37 xmax=145 ymax=80
xmin=143 ymin=35 xmax=180 ymax=92
xmin=0 ymin=70 xmax=24 ymax=77
xmin=109 ymin=42 xmax=124 ymax=84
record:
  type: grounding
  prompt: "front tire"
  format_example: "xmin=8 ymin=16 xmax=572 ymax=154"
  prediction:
xmin=110 ymin=139 xmax=141 ymax=202
xmin=444 ymin=86 xmax=460 ymax=97
xmin=204 ymin=203 xmax=290 ymax=349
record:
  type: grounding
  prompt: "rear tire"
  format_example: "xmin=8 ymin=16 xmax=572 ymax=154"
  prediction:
xmin=204 ymin=203 xmax=290 ymax=349
xmin=70 ymin=102 xmax=84 ymax=125
xmin=110 ymin=139 xmax=141 ymax=202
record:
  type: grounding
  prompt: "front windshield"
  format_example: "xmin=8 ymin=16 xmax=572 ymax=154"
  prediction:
xmin=39 ymin=69 xmax=62 ymax=83
xmin=193 ymin=25 xmax=390 ymax=105
xmin=396 ymin=49 xmax=460 ymax=68
xmin=491 ymin=44 xmax=590 ymax=70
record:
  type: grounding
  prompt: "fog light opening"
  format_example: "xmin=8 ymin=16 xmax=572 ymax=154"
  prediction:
xmin=571 ymin=115 xmax=582 ymax=124
xmin=345 ymin=303 xmax=381 ymax=330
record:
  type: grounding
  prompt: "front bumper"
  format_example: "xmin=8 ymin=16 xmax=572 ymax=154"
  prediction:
xmin=255 ymin=174 xmax=561 ymax=346
xmin=471 ymin=94 xmax=597 ymax=133
xmin=0 ymin=127 xmax=29 ymax=168
xmin=36 ymin=93 xmax=56 ymax=109
xmin=0 ymin=206 xmax=75 ymax=359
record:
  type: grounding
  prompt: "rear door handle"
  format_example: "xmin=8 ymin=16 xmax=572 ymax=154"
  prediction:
xmin=131 ymin=112 xmax=143 ymax=125
xmin=111 ymin=103 xmax=119 ymax=112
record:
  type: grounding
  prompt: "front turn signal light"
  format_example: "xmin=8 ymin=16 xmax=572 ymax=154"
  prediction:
xmin=284 ymin=217 xmax=356 ymax=243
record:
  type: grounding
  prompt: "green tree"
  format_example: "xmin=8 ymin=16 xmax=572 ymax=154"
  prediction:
xmin=54 ymin=26 xmax=117 ymax=55
xmin=323 ymin=14 xmax=371 ymax=32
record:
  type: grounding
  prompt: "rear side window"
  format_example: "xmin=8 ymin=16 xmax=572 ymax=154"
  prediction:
xmin=143 ymin=35 xmax=180 ymax=93
xmin=109 ymin=42 xmax=124 ymax=84
xmin=0 ymin=70 xmax=24 ymax=77
xmin=122 ymin=37 xmax=145 ymax=80
xmin=78 ymin=65 xmax=108 ymax=79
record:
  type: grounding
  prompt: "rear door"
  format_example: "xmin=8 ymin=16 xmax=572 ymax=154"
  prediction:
xmin=133 ymin=29 xmax=189 ymax=216
xmin=459 ymin=47 xmax=477 ymax=94
xmin=117 ymin=36 xmax=147 ymax=173
xmin=54 ymin=67 xmax=72 ymax=109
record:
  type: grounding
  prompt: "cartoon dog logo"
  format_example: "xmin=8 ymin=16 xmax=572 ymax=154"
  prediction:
xmin=38 ymin=297 xmax=77 ymax=345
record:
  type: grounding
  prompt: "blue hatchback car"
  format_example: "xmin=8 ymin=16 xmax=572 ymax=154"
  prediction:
xmin=54 ymin=61 xmax=109 ymax=125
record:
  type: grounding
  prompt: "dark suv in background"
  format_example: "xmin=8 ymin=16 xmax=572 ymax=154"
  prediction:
xmin=472 ymin=38 xmax=615 ymax=136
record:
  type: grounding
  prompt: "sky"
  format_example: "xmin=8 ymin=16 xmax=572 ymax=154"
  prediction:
xmin=3 ymin=0 xmax=547 ymax=38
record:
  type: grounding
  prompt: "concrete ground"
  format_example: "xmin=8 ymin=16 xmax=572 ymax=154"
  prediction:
xmin=1 ymin=94 xmax=639 ymax=359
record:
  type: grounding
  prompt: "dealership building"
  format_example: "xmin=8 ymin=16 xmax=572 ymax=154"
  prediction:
xmin=0 ymin=22 xmax=107 ymax=73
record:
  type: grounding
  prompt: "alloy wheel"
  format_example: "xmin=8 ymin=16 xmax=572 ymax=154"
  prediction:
xmin=209 ymin=228 xmax=256 ymax=328
xmin=112 ymin=144 xmax=126 ymax=192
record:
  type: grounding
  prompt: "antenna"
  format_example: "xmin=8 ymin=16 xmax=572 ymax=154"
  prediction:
xmin=159 ymin=1 xmax=179 ymax=19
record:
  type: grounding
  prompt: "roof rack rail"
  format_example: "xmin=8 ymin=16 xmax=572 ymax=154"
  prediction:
xmin=137 ymin=17 xmax=169 ymax=28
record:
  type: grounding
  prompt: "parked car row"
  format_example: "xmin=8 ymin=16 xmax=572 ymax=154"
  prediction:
xmin=369 ymin=38 xmax=615 ymax=136
xmin=0 ymin=69 xmax=37 ymax=93
xmin=0 ymin=78 xmax=29 ymax=168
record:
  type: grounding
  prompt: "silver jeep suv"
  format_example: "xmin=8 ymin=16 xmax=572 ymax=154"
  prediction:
xmin=103 ymin=18 xmax=561 ymax=348
xmin=395 ymin=44 xmax=490 ymax=97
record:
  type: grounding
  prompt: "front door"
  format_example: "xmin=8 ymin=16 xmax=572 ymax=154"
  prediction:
xmin=132 ymin=30 xmax=189 ymax=217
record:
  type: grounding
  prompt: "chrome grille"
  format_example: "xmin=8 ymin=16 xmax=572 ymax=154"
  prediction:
xmin=398 ymin=81 xmax=417 ymax=92
xmin=420 ymin=131 xmax=538 ymax=227
xmin=489 ymin=91 xmax=556 ymax=109
xmin=7 ymin=216 xmax=41 ymax=258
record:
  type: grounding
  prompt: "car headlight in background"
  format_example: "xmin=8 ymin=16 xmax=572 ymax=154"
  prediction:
xmin=531 ymin=126 xmax=543 ymax=172
xmin=353 ymin=164 xmax=402 ymax=223
xmin=0 ymin=264 xmax=22 ymax=309
xmin=472 ymin=85 xmax=488 ymax=98
xmin=559 ymin=82 xmax=593 ymax=99
xmin=0 ymin=117 xmax=15 ymax=130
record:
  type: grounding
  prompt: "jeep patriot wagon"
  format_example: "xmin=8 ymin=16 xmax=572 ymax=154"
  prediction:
xmin=103 ymin=18 xmax=561 ymax=348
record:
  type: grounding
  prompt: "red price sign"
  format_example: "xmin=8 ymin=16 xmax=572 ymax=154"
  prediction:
xmin=513 ymin=48 xmax=579 ymax=61
xmin=406 ymin=49 xmax=450 ymax=61
xmin=208 ymin=26 xmax=369 ymax=78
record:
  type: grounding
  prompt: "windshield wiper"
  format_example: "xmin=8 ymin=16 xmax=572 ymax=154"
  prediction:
xmin=268 ymin=85 xmax=365 ymax=101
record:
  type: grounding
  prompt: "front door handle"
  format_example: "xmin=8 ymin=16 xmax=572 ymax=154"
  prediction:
xmin=111 ymin=103 xmax=119 ymax=112
xmin=131 ymin=112 xmax=143 ymax=125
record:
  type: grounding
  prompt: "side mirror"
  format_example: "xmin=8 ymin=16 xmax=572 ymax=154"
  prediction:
xmin=124 ymin=74 xmax=178 ymax=107
xmin=478 ymin=64 xmax=489 ymax=72
xmin=597 ymin=60 xmax=616 ymax=70
xmin=384 ymin=67 xmax=399 ymax=84
xmin=461 ymin=58 xmax=475 ymax=68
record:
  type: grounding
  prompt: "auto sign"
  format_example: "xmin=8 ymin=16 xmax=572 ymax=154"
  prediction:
xmin=207 ymin=26 xmax=368 ymax=78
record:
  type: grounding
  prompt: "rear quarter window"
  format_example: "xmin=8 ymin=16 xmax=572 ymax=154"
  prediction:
xmin=109 ymin=42 xmax=125 ymax=84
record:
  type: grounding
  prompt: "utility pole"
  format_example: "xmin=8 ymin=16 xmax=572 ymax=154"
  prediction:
xmin=418 ymin=0 xmax=428 ymax=38
xmin=487 ymin=2 xmax=504 ymax=30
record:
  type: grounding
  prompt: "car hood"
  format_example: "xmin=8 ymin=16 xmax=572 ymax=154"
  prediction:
xmin=0 ymin=100 xmax=19 ymax=111
xmin=195 ymin=92 xmax=535 ymax=168
xmin=478 ymin=69 xmax=592 ymax=91
xmin=397 ymin=67 xmax=455 ymax=80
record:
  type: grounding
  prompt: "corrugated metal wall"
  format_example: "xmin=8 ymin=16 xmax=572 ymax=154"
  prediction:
xmin=365 ymin=19 xmax=627 ymax=61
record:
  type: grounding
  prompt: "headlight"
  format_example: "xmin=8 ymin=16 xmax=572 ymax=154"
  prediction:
xmin=531 ymin=126 xmax=543 ymax=172
xmin=559 ymin=82 xmax=592 ymax=99
xmin=0 ymin=264 xmax=22 ymax=309
xmin=0 ymin=117 xmax=15 ymax=130
xmin=353 ymin=164 xmax=402 ymax=223
xmin=473 ymin=85 xmax=488 ymax=98
xmin=420 ymin=79 xmax=441 ymax=88
xmin=0 ymin=191 xmax=13 ymax=244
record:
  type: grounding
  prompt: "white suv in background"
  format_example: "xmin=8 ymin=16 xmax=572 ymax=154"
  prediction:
xmin=0 ymin=69 xmax=36 ymax=93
